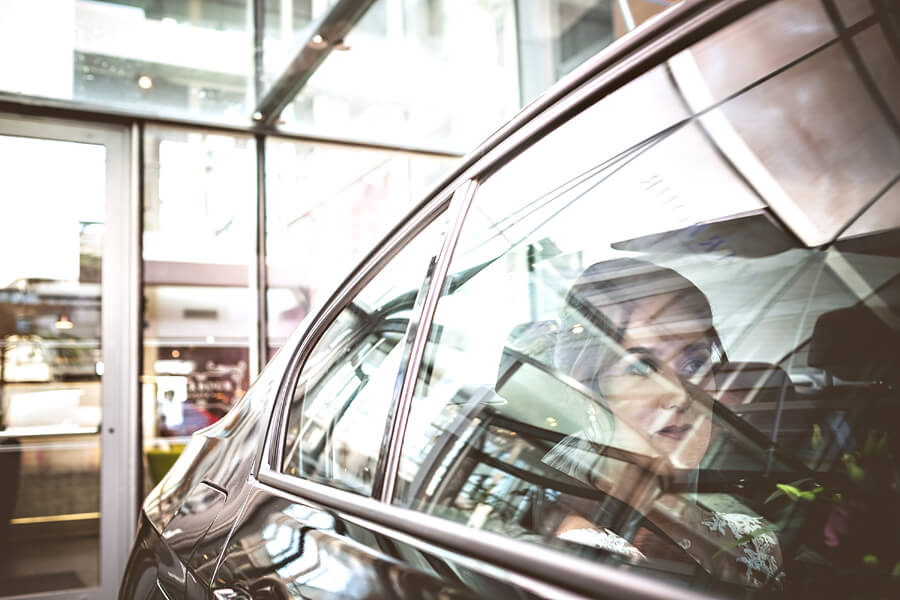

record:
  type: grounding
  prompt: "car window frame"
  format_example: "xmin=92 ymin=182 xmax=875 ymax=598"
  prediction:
xmin=377 ymin=0 xmax=805 ymax=508
xmin=251 ymin=2 xmax=789 ymax=599
xmin=256 ymin=181 xmax=461 ymax=483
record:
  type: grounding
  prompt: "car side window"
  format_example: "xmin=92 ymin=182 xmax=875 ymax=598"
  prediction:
xmin=280 ymin=214 xmax=447 ymax=496
xmin=393 ymin=0 xmax=900 ymax=597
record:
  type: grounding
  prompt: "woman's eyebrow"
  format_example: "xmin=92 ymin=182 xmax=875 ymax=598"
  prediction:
xmin=621 ymin=339 xmax=710 ymax=362
xmin=680 ymin=339 xmax=714 ymax=355
xmin=623 ymin=345 xmax=657 ymax=357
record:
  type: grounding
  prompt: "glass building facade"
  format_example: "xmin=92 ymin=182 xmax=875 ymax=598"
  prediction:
xmin=0 ymin=1 xmax=674 ymax=596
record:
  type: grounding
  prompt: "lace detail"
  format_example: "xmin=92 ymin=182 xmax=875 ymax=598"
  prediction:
xmin=559 ymin=527 xmax=646 ymax=561
xmin=701 ymin=512 xmax=782 ymax=586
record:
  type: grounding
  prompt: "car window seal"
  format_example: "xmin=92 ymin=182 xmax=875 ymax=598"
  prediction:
xmin=369 ymin=260 xmax=438 ymax=496
xmin=378 ymin=180 xmax=481 ymax=503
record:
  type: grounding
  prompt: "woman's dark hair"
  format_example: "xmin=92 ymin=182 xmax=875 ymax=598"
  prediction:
xmin=553 ymin=257 xmax=726 ymax=390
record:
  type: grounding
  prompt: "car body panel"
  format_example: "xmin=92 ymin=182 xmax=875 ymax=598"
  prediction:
xmin=213 ymin=484 xmax=544 ymax=600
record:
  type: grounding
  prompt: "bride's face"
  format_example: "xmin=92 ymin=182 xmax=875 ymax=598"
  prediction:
xmin=593 ymin=291 xmax=715 ymax=469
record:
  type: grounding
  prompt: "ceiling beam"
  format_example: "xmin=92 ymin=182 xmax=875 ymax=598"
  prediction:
xmin=254 ymin=0 xmax=377 ymax=127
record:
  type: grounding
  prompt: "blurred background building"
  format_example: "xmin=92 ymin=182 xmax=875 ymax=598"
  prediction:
xmin=0 ymin=0 xmax=674 ymax=597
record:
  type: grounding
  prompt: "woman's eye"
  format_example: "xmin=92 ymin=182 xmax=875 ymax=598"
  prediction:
xmin=625 ymin=358 xmax=657 ymax=376
xmin=677 ymin=351 xmax=711 ymax=377
xmin=679 ymin=359 xmax=705 ymax=376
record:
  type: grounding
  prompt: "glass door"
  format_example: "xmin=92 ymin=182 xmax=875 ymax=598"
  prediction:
xmin=0 ymin=116 xmax=137 ymax=599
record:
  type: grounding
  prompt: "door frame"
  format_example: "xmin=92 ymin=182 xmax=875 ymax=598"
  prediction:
xmin=0 ymin=114 xmax=139 ymax=600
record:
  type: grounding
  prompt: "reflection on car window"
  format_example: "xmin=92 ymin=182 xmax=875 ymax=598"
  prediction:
xmin=393 ymin=0 xmax=900 ymax=596
xmin=281 ymin=215 xmax=446 ymax=496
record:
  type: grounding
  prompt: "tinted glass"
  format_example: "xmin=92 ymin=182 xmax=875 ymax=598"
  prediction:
xmin=393 ymin=0 xmax=900 ymax=596
xmin=281 ymin=215 xmax=447 ymax=495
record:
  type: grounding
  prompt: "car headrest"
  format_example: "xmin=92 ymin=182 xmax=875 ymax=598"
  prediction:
xmin=808 ymin=305 xmax=900 ymax=382
xmin=709 ymin=361 xmax=794 ymax=408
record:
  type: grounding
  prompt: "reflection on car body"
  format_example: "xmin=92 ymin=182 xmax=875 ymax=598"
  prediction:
xmin=121 ymin=0 xmax=900 ymax=598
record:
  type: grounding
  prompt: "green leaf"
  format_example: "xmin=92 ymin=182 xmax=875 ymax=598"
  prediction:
xmin=775 ymin=484 xmax=803 ymax=501
xmin=765 ymin=478 xmax=812 ymax=503
xmin=842 ymin=453 xmax=865 ymax=482
xmin=892 ymin=562 xmax=900 ymax=578
xmin=773 ymin=483 xmax=822 ymax=502
xmin=812 ymin=424 xmax=824 ymax=449
xmin=863 ymin=554 xmax=878 ymax=567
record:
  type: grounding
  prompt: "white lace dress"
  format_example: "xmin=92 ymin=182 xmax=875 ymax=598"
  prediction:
xmin=543 ymin=432 xmax=784 ymax=588
xmin=558 ymin=511 xmax=783 ymax=588
xmin=700 ymin=512 xmax=783 ymax=587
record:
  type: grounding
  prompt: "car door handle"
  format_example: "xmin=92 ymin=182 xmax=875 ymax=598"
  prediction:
xmin=212 ymin=588 xmax=252 ymax=600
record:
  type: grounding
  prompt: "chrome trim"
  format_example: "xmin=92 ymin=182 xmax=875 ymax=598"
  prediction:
xmin=256 ymin=471 xmax=720 ymax=600
xmin=156 ymin=579 xmax=175 ymax=600
xmin=255 ymin=188 xmax=456 ymax=476
xmin=379 ymin=180 xmax=480 ymax=503
xmin=370 ymin=237 xmax=442 ymax=496
xmin=212 ymin=589 xmax=251 ymax=600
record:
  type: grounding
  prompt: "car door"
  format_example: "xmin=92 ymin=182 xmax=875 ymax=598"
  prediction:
xmin=216 ymin=0 xmax=900 ymax=598
xmin=211 ymin=184 xmax=565 ymax=600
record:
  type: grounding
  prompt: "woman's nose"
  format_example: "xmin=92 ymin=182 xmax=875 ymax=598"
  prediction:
xmin=675 ymin=376 xmax=714 ymax=411
xmin=648 ymin=366 xmax=692 ymax=410
xmin=666 ymin=379 xmax=692 ymax=412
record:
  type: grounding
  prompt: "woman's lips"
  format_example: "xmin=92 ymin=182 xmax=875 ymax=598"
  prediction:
xmin=655 ymin=423 xmax=692 ymax=440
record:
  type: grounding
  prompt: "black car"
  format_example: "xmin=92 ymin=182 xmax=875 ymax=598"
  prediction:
xmin=121 ymin=0 xmax=900 ymax=598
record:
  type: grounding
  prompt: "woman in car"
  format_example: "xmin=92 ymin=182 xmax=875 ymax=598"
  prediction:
xmin=543 ymin=257 xmax=784 ymax=589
